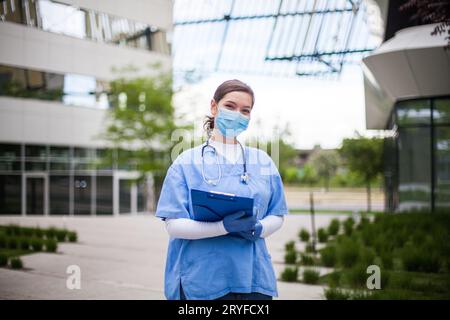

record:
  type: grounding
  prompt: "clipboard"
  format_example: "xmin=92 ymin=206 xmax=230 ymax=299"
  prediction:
xmin=190 ymin=189 xmax=254 ymax=222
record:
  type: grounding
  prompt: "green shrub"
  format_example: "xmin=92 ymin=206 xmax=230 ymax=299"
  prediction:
xmin=7 ymin=224 xmax=21 ymax=236
xmin=324 ymin=288 xmax=351 ymax=300
xmin=31 ymin=238 xmax=43 ymax=252
xmin=343 ymin=217 xmax=355 ymax=236
xmin=45 ymin=227 xmax=57 ymax=240
xmin=305 ymin=242 xmax=315 ymax=253
xmin=302 ymin=269 xmax=320 ymax=284
xmin=56 ymin=229 xmax=68 ymax=242
xmin=320 ymin=246 xmax=337 ymax=267
xmin=359 ymin=247 xmax=376 ymax=266
xmin=34 ymin=227 xmax=44 ymax=238
xmin=284 ymin=250 xmax=297 ymax=264
xmin=327 ymin=271 xmax=341 ymax=288
xmin=285 ymin=241 xmax=295 ymax=252
xmin=344 ymin=264 xmax=368 ymax=287
xmin=0 ymin=253 xmax=7 ymax=267
xmin=22 ymin=227 xmax=34 ymax=237
xmin=281 ymin=267 xmax=298 ymax=282
xmin=401 ymin=244 xmax=441 ymax=273
xmin=19 ymin=237 xmax=30 ymax=250
xmin=45 ymin=239 xmax=58 ymax=253
xmin=298 ymin=229 xmax=310 ymax=242
xmin=68 ymin=231 xmax=77 ymax=242
xmin=357 ymin=216 xmax=370 ymax=229
xmin=7 ymin=237 xmax=18 ymax=249
xmin=327 ymin=219 xmax=340 ymax=236
xmin=338 ymin=238 xmax=360 ymax=268
xmin=317 ymin=228 xmax=328 ymax=243
xmin=300 ymin=254 xmax=315 ymax=266
xmin=10 ymin=257 xmax=23 ymax=269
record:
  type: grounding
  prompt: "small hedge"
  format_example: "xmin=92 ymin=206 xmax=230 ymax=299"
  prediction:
xmin=300 ymin=254 xmax=315 ymax=266
xmin=45 ymin=239 xmax=58 ymax=253
xmin=317 ymin=228 xmax=328 ymax=243
xmin=303 ymin=269 xmax=320 ymax=284
xmin=281 ymin=267 xmax=298 ymax=282
xmin=0 ymin=225 xmax=77 ymax=265
xmin=298 ymin=229 xmax=310 ymax=242
xmin=327 ymin=219 xmax=340 ymax=236
xmin=284 ymin=250 xmax=297 ymax=264
xmin=10 ymin=257 xmax=23 ymax=269
xmin=285 ymin=241 xmax=295 ymax=252
xmin=320 ymin=245 xmax=337 ymax=267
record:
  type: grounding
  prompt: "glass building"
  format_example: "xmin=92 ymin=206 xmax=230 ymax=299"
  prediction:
xmin=0 ymin=0 xmax=172 ymax=215
xmin=363 ymin=1 xmax=450 ymax=212
xmin=0 ymin=143 xmax=149 ymax=215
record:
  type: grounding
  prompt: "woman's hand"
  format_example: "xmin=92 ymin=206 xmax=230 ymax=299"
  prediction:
xmin=223 ymin=211 xmax=256 ymax=233
xmin=237 ymin=221 xmax=263 ymax=242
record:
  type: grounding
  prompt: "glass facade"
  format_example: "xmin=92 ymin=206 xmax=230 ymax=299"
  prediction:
xmin=0 ymin=0 xmax=171 ymax=55
xmin=0 ymin=64 xmax=110 ymax=109
xmin=0 ymin=143 xmax=148 ymax=215
xmin=385 ymin=97 xmax=450 ymax=212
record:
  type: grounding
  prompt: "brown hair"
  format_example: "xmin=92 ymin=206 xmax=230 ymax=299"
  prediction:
xmin=204 ymin=79 xmax=255 ymax=137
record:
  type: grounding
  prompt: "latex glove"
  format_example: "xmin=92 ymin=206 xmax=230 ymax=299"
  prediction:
xmin=223 ymin=211 xmax=256 ymax=233
xmin=237 ymin=221 xmax=263 ymax=242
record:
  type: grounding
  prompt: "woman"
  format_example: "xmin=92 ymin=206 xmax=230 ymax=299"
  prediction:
xmin=156 ymin=79 xmax=288 ymax=300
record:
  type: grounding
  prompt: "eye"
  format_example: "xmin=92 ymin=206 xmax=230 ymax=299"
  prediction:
xmin=242 ymin=109 xmax=250 ymax=115
xmin=225 ymin=105 xmax=235 ymax=110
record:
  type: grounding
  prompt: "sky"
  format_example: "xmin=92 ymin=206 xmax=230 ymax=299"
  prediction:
xmin=171 ymin=0 xmax=387 ymax=150
xmin=173 ymin=64 xmax=386 ymax=150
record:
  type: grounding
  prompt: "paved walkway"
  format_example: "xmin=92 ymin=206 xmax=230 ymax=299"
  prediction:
xmin=0 ymin=213 xmax=349 ymax=300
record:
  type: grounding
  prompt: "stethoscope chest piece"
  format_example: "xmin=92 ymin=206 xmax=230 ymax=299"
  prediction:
xmin=240 ymin=172 xmax=249 ymax=184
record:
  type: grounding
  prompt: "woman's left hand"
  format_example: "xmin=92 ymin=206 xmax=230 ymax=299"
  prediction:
xmin=237 ymin=221 xmax=263 ymax=241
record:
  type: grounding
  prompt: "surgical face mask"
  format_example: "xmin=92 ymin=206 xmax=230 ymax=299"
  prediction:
xmin=215 ymin=107 xmax=250 ymax=138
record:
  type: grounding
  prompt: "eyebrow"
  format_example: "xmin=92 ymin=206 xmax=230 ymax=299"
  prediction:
xmin=225 ymin=100 xmax=251 ymax=109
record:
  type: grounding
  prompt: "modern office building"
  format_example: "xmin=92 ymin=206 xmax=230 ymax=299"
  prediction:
xmin=0 ymin=0 xmax=173 ymax=215
xmin=363 ymin=1 xmax=450 ymax=212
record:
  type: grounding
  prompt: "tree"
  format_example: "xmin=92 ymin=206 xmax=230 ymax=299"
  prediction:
xmin=102 ymin=67 xmax=189 ymax=179
xmin=400 ymin=0 xmax=450 ymax=48
xmin=299 ymin=163 xmax=319 ymax=187
xmin=339 ymin=134 xmax=384 ymax=212
xmin=309 ymin=150 xmax=340 ymax=191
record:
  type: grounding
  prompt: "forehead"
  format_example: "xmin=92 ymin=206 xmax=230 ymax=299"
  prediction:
xmin=220 ymin=91 xmax=253 ymax=108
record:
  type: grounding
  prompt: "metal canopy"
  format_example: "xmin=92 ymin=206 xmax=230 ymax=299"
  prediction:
xmin=173 ymin=0 xmax=383 ymax=82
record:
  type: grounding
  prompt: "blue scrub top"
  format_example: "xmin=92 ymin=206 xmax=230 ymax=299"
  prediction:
xmin=155 ymin=142 xmax=288 ymax=300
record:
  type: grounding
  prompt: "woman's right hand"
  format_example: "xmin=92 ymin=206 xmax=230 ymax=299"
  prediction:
xmin=223 ymin=211 xmax=256 ymax=233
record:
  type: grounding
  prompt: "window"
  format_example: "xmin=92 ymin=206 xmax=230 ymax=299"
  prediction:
xmin=0 ymin=64 xmax=110 ymax=109
xmin=97 ymin=176 xmax=113 ymax=215
xmin=0 ymin=175 xmax=21 ymax=214
xmin=0 ymin=0 xmax=170 ymax=54
xmin=398 ymin=126 xmax=432 ymax=211
xmin=50 ymin=175 xmax=70 ymax=215
xmin=0 ymin=144 xmax=21 ymax=171
xmin=396 ymin=99 xmax=431 ymax=127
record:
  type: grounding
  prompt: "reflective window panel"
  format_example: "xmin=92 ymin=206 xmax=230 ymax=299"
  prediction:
xmin=0 ymin=175 xmax=21 ymax=214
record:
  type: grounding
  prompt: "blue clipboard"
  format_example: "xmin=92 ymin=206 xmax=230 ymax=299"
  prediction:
xmin=190 ymin=189 xmax=254 ymax=222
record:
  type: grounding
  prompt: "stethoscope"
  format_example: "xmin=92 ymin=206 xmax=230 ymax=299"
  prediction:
xmin=201 ymin=138 xmax=249 ymax=186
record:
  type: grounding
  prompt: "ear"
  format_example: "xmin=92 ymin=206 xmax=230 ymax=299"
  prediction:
xmin=210 ymin=99 xmax=218 ymax=117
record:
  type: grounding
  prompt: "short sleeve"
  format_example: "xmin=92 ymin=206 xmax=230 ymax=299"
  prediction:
xmin=267 ymin=159 xmax=289 ymax=217
xmin=155 ymin=164 xmax=190 ymax=220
